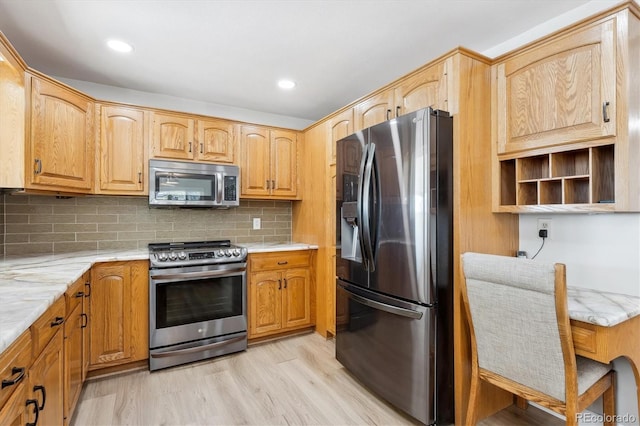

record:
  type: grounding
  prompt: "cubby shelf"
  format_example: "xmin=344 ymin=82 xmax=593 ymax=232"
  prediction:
xmin=496 ymin=144 xmax=615 ymax=212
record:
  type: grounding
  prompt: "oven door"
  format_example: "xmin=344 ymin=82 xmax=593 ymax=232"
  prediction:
xmin=149 ymin=262 xmax=247 ymax=349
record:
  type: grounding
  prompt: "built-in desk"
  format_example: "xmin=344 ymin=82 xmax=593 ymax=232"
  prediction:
xmin=567 ymin=287 xmax=640 ymax=418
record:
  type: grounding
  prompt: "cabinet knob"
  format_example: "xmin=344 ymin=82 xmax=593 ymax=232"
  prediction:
xmin=84 ymin=281 xmax=91 ymax=297
xmin=396 ymin=106 xmax=401 ymax=117
xmin=33 ymin=385 xmax=46 ymax=410
xmin=284 ymin=278 xmax=287 ymax=289
xmin=602 ymin=101 xmax=611 ymax=123
xmin=266 ymin=180 xmax=270 ymax=190
xmin=138 ymin=171 xmax=142 ymax=184
xmin=26 ymin=399 xmax=39 ymax=426
xmin=188 ymin=142 xmax=192 ymax=152
xmin=277 ymin=261 xmax=288 ymax=265
xmin=200 ymin=143 xmax=204 ymax=154
xmin=278 ymin=279 xmax=282 ymax=290
xmin=1 ymin=367 xmax=25 ymax=389
xmin=386 ymin=109 xmax=391 ymax=120
xmin=50 ymin=316 xmax=64 ymax=327
xmin=34 ymin=158 xmax=42 ymax=175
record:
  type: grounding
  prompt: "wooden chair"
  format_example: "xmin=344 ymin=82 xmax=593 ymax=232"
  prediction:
xmin=460 ymin=252 xmax=615 ymax=426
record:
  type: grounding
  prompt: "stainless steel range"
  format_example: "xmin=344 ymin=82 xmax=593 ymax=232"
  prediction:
xmin=148 ymin=240 xmax=248 ymax=371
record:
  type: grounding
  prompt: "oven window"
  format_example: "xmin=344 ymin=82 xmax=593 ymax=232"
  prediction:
xmin=156 ymin=275 xmax=243 ymax=328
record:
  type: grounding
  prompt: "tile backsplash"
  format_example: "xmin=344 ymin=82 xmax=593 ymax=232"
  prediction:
xmin=2 ymin=194 xmax=291 ymax=256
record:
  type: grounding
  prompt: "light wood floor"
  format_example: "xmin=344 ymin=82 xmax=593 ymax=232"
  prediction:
xmin=72 ymin=332 xmax=561 ymax=425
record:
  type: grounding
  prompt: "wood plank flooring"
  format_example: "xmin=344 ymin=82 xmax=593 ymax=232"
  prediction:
xmin=72 ymin=332 xmax=561 ymax=425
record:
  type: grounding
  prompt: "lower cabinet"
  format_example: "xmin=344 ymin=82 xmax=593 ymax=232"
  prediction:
xmin=248 ymin=251 xmax=315 ymax=339
xmin=89 ymin=260 xmax=149 ymax=369
xmin=0 ymin=382 xmax=28 ymax=426
xmin=29 ymin=330 xmax=64 ymax=425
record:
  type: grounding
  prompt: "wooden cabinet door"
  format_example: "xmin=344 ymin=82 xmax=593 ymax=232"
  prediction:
xmin=354 ymin=89 xmax=394 ymax=131
xmin=282 ymin=268 xmax=311 ymax=329
xmin=240 ymin=125 xmax=270 ymax=196
xmin=97 ymin=105 xmax=146 ymax=194
xmin=90 ymin=263 xmax=132 ymax=366
xmin=495 ymin=18 xmax=616 ymax=154
xmin=395 ymin=61 xmax=448 ymax=115
xmin=151 ymin=112 xmax=195 ymax=160
xmin=90 ymin=261 xmax=148 ymax=369
xmin=197 ymin=119 xmax=235 ymax=163
xmin=249 ymin=271 xmax=282 ymax=337
xmin=63 ymin=302 xmax=83 ymax=423
xmin=328 ymin=108 xmax=353 ymax=166
xmin=270 ymin=130 xmax=297 ymax=198
xmin=0 ymin=383 xmax=27 ymax=426
xmin=29 ymin=76 xmax=94 ymax=191
xmin=29 ymin=330 xmax=64 ymax=426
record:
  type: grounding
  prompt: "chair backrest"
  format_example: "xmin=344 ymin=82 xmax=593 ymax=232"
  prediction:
xmin=461 ymin=252 xmax=574 ymax=402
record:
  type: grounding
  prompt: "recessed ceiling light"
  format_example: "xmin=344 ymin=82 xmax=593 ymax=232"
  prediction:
xmin=107 ymin=39 xmax=133 ymax=53
xmin=277 ymin=79 xmax=296 ymax=90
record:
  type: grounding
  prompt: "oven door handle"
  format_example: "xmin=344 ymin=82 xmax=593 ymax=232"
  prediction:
xmin=151 ymin=268 xmax=246 ymax=281
xmin=150 ymin=335 xmax=246 ymax=358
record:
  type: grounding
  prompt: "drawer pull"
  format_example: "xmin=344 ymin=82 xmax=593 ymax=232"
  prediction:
xmin=81 ymin=313 xmax=88 ymax=329
xmin=75 ymin=291 xmax=84 ymax=298
xmin=26 ymin=399 xmax=39 ymax=426
xmin=50 ymin=316 xmax=64 ymax=327
xmin=84 ymin=281 xmax=91 ymax=297
xmin=33 ymin=385 xmax=46 ymax=410
xmin=277 ymin=261 xmax=288 ymax=265
xmin=1 ymin=367 xmax=25 ymax=388
xmin=603 ymin=101 xmax=610 ymax=123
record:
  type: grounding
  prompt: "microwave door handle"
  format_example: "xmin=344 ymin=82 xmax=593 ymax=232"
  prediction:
xmin=216 ymin=172 xmax=223 ymax=203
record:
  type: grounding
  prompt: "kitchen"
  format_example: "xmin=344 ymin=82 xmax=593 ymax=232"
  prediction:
xmin=1 ymin=1 xmax=640 ymax=425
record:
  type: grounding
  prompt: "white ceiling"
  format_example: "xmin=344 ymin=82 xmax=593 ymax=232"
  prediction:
xmin=0 ymin=0 xmax=621 ymax=127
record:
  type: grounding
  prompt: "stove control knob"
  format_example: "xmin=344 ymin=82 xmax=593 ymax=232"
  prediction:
xmin=224 ymin=249 xmax=232 ymax=257
xmin=232 ymin=249 xmax=241 ymax=257
xmin=178 ymin=252 xmax=187 ymax=260
xmin=157 ymin=253 xmax=168 ymax=262
xmin=215 ymin=250 xmax=224 ymax=258
xmin=168 ymin=252 xmax=178 ymax=261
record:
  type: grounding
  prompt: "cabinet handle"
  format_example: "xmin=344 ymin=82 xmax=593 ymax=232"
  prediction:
xmin=271 ymin=180 xmax=275 ymax=190
xmin=188 ymin=142 xmax=192 ymax=152
xmin=33 ymin=385 xmax=46 ymax=410
xmin=396 ymin=106 xmax=401 ymax=117
xmin=34 ymin=158 xmax=42 ymax=175
xmin=277 ymin=261 xmax=288 ymax=265
xmin=81 ymin=313 xmax=88 ymax=329
xmin=266 ymin=180 xmax=270 ymax=190
xmin=84 ymin=281 xmax=91 ymax=297
xmin=602 ymin=101 xmax=610 ymax=123
xmin=138 ymin=172 xmax=142 ymax=184
xmin=200 ymin=143 xmax=204 ymax=154
xmin=1 ymin=367 xmax=25 ymax=388
xmin=386 ymin=109 xmax=391 ymax=120
xmin=26 ymin=399 xmax=39 ymax=426
xmin=50 ymin=316 xmax=64 ymax=327
xmin=75 ymin=291 xmax=84 ymax=298
xmin=284 ymin=278 xmax=287 ymax=289
xmin=278 ymin=279 xmax=282 ymax=290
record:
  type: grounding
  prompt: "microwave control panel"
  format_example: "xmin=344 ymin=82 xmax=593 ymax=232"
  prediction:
xmin=224 ymin=176 xmax=237 ymax=201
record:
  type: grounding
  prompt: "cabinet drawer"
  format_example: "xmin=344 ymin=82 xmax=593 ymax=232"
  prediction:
xmin=0 ymin=330 xmax=32 ymax=408
xmin=65 ymin=277 xmax=86 ymax=315
xmin=31 ymin=296 xmax=65 ymax=356
xmin=571 ymin=321 xmax=597 ymax=354
xmin=250 ymin=250 xmax=310 ymax=271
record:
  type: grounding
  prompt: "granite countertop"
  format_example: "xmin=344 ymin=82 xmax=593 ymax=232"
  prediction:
xmin=567 ymin=286 xmax=640 ymax=327
xmin=0 ymin=243 xmax=317 ymax=354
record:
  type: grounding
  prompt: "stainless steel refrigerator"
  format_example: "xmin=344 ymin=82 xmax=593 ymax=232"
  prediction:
xmin=335 ymin=107 xmax=453 ymax=425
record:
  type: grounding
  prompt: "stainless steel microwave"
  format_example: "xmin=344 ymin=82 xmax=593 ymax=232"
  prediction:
xmin=149 ymin=159 xmax=240 ymax=208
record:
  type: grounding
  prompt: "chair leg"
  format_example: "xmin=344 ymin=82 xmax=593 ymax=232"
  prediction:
xmin=603 ymin=371 xmax=616 ymax=426
xmin=466 ymin=371 xmax=481 ymax=425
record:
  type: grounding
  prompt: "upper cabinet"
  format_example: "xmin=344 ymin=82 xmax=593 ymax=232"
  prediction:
xmin=328 ymin=108 xmax=354 ymax=166
xmin=493 ymin=6 xmax=640 ymax=212
xmin=150 ymin=112 xmax=196 ymax=161
xmin=96 ymin=104 xmax=148 ymax=195
xmin=494 ymin=19 xmax=616 ymax=155
xmin=240 ymin=125 xmax=298 ymax=199
xmin=0 ymin=33 xmax=26 ymax=189
xmin=27 ymin=74 xmax=94 ymax=192
xmin=197 ymin=119 xmax=235 ymax=163
xmin=354 ymin=60 xmax=449 ymax=131
xmin=151 ymin=112 xmax=235 ymax=164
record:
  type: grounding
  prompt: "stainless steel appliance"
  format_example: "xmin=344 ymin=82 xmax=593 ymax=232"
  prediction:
xmin=149 ymin=159 xmax=239 ymax=208
xmin=148 ymin=240 xmax=248 ymax=371
xmin=335 ymin=107 xmax=454 ymax=425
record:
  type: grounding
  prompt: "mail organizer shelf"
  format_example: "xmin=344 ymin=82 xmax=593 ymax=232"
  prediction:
xmin=496 ymin=145 xmax=615 ymax=212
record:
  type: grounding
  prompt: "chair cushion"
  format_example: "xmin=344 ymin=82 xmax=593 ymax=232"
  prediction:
xmin=577 ymin=356 xmax=612 ymax=396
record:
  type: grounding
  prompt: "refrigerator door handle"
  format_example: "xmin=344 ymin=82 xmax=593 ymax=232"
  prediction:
xmin=356 ymin=143 xmax=370 ymax=270
xmin=343 ymin=285 xmax=423 ymax=320
xmin=361 ymin=143 xmax=376 ymax=272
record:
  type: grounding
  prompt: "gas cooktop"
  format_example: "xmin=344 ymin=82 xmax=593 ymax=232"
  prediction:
xmin=148 ymin=240 xmax=247 ymax=268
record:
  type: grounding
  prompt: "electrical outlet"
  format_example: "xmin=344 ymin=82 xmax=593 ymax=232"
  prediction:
xmin=537 ymin=218 xmax=552 ymax=239
xmin=252 ymin=218 xmax=261 ymax=230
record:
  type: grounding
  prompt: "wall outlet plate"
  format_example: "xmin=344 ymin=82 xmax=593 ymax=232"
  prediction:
xmin=252 ymin=218 xmax=261 ymax=230
xmin=537 ymin=218 xmax=552 ymax=239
